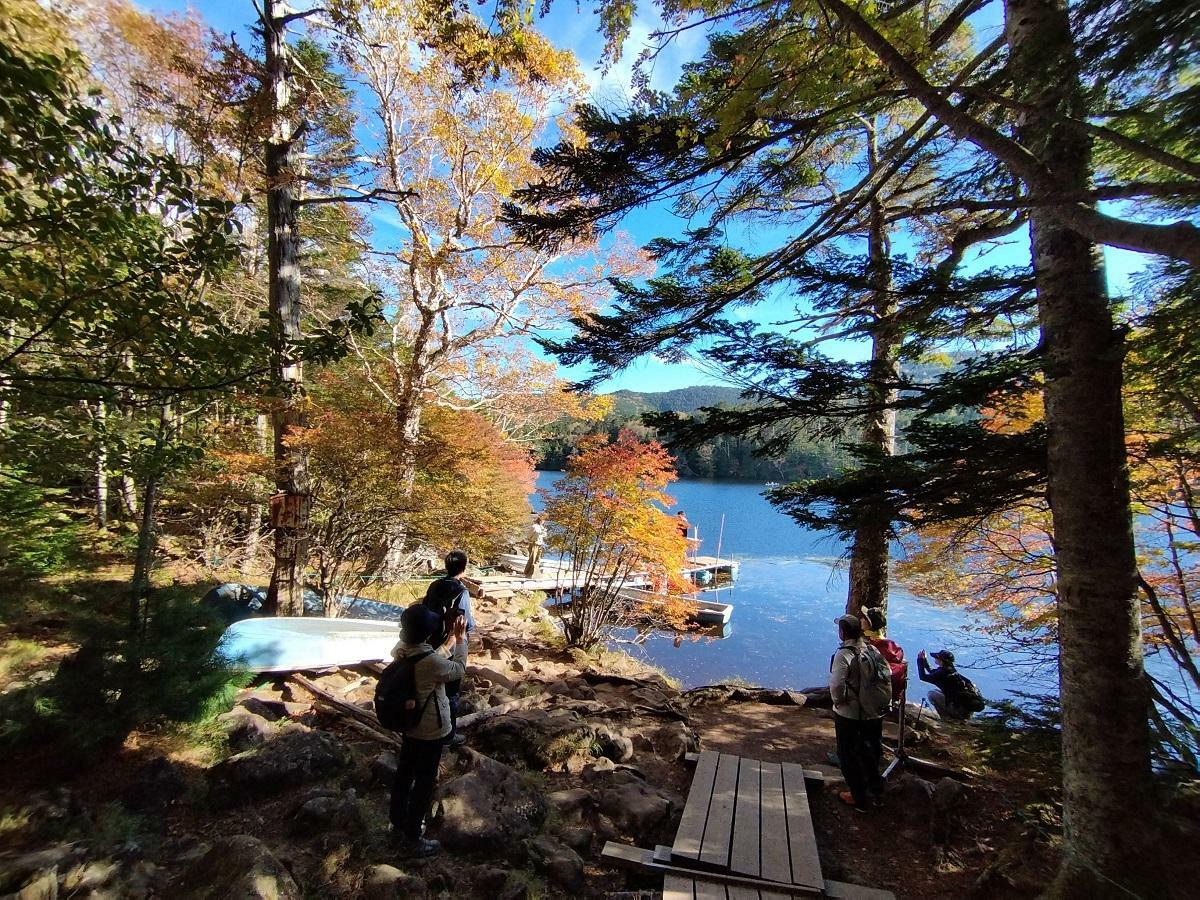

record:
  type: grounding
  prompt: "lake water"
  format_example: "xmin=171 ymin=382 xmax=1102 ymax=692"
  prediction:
xmin=533 ymin=472 xmax=1059 ymax=705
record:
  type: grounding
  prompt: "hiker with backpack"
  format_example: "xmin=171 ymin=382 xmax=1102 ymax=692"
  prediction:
xmin=422 ymin=550 xmax=474 ymax=747
xmin=830 ymin=613 xmax=893 ymax=812
xmin=380 ymin=603 xmax=468 ymax=857
xmin=916 ymin=649 xmax=986 ymax=720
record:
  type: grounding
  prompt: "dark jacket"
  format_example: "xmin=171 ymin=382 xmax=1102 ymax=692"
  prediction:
xmin=917 ymin=656 xmax=974 ymax=706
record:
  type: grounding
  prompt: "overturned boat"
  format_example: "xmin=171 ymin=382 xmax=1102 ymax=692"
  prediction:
xmin=218 ymin=616 xmax=398 ymax=672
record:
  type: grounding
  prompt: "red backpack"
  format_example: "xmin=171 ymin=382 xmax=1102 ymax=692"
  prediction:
xmin=870 ymin=638 xmax=908 ymax=703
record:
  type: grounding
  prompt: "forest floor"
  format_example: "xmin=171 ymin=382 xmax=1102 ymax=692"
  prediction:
xmin=1 ymin=552 xmax=1195 ymax=898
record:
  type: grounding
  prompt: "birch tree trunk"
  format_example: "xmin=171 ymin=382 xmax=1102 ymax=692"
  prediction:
xmin=263 ymin=0 xmax=309 ymax=617
xmin=846 ymin=127 xmax=899 ymax=622
xmin=1005 ymin=0 xmax=1163 ymax=892
xmin=94 ymin=400 xmax=107 ymax=529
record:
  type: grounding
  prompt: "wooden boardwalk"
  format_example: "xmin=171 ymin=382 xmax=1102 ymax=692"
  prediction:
xmin=603 ymin=749 xmax=893 ymax=899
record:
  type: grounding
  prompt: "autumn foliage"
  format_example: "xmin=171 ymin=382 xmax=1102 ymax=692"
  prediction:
xmin=541 ymin=432 xmax=691 ymax=648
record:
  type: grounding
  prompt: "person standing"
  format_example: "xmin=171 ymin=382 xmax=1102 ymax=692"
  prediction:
xmin=916 ymin=649 xmax=984 ymax=720
xmin=389 ymin=604 xmax=467 ymax=857
xmin=422 ymin=550 xmax=474 ymax=747
xmin=676 ymin=510 xmax=691 ymax=539
xmin=829 ymin=613 xmax=891 ymax=811
xmin=523 ymin=514 xmax=547 ymax=578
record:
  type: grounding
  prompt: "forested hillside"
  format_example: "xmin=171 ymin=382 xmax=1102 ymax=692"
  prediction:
xmin=537 ymin=385 xmax=850 ymax=480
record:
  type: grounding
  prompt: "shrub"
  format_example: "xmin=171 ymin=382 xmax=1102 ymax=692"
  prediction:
xmin=0 ymin=470 xmax=88 ymax=578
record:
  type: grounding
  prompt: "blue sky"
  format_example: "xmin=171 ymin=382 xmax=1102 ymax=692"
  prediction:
xmin=152 ymin=0 xmax=1151 ymax=393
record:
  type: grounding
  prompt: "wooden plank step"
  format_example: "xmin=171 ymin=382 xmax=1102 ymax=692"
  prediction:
xmin=730 ymin=756 xmax=761 ymax=879
xmin=781 ymin=762 xmax=823 ymax=891
xmin=700 ymin=753 xmax=740 ymax=868
xmin=673 ymin=749 xmax=720 ymax=861
xmin=602 ymin=843 xmax=821 ymax=897
xmin=684 ymin=753 xmax=825 ymax=787
xmin=758 ymin=762 xmax=791 ymax=885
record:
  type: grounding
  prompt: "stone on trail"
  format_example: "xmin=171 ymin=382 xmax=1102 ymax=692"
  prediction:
xmin=524 ymin=834 xmax=585 ymax=894
xmin=361 ymin=864 xmax=428 ymax=900
xmin=217 ymin=707 xmax=274 ymax=752
xmin=179 ymin=835 xmax=300 ymax=900
xmin=470 ymin=708 xmax=595 ymax=771
xmin=291 ymin=787 xmax=365 ymax=834
xmin=649 ymin=722 xmax=699 ymax=761
xmin=370 ymin=750 xmax=398 ymax=785
xmin=594 ymin=770 xmax=680 ymax=842
xmin=210 ymin=730 xmax=348 ymax=798
xmin=429 ymin=751 xmax=547 ymax=852
xmin=594 ymin=726 xmax=635 ymax=763
xmin=545 ymin=788 xmax=593 ymax=821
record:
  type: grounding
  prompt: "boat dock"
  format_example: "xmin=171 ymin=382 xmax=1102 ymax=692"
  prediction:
xmin=473 ymin=553 xmax=739 ymax=602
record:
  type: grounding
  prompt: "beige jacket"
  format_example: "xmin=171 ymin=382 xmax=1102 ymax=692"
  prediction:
xmin=390 ymin=639 xmax=467 ymax=741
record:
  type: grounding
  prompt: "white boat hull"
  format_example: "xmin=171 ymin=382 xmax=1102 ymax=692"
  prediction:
xmin=218 ymin=617 xmax=399 ymax=673
xmin=618 ymin=587 xmax=734 ymax=626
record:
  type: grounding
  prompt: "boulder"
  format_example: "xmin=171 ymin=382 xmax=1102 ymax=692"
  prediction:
xmin=545 ymin=788 xmax=593 ymax=822
xmin=555 ymin=825 xmax=593 ymax=856
xmin=650 ymin=722 xmax=699 ymax=761
xmin=210 ymin=730 xmax=347 ymax=798
xmin=0 ymin=846 xmax=80 ymax=894
xmin=470 ymin=708 xmax=595 ymax=771
xmin=370 ymin=750 xmax=398 ymax=785
xmin=524 ymin=835 xmax=585 ymax=894
xmin=595 ymin=727 xmax=635 ymax=763
xmin=239 ymin=694 xmax=313 ymax=722
xmin=581 ymin=757 xmax=616 ymax=780
xmin=595 ymin=771 xmax=680 ymax=842
xmin=361 ymin=865 xmax=428 ymax=900
xmin=179 ymin=835 xmax=300 ymax=899
xmin=217 ymin=708 xmax=274 ymax=752
xmin=291 ymin=788 xmax=365 ymax=834
xmin=429 ymin=753 xmax=547 ymax=852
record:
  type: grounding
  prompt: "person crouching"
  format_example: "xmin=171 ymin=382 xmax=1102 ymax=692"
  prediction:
xmin=389 ymin=603 xmax=467 ymax=857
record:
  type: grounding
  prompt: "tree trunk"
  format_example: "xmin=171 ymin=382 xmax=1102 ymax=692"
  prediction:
xmin=1004 ymin=0 xmax=1163 ymax=893
xmin=129 ymin=407 xmax=168 ymax=631
xmin=242 ymin=414 xmax=269 ymax=577
xmin=847 ymin=126 xmax=899 ymax=622
xmin=118 ymin=475 xmax=137 ymax=518
xmin=263 ymin=0 xmax=309 ymax=617
xmin=93 ymin=400 xmax=108 ymax=529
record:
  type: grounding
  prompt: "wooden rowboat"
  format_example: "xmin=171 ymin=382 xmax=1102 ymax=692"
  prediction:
xmin=618 ymin=587 xmax=734 ymax=626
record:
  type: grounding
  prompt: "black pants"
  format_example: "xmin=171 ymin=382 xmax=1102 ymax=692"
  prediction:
xmin=446 ymin=679 xmax=461 ymax=741
xmin=390 ymin=735 xmax=444 ymax=840
xmin=834 ymin=713 xmax=884 ymax=807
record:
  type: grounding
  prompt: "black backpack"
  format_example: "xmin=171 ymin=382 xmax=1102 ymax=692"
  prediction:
xmin=948 ymin=672 xmax=986 ymax=712
xmin=375 ymin=650 xmax=434 ymax=731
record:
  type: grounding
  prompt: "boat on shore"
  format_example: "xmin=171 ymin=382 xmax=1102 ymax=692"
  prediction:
xmin=218 ymin=616 xmax=399 ymax=672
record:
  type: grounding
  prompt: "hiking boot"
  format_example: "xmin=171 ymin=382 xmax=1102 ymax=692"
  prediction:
xmin=397 ymin=837 xmax=441 ymax=858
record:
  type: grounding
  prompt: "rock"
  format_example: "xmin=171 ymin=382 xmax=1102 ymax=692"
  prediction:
xmin=595 ymin=771 xmax=679 ymax=842
xmin=931 ymin=777 xmax=968 ymax=844
xmin=510 ymin=656 xmax=530 ymax=673
xmin=179 ymin=835 xmax=300 ymax=899
xmin=595 ymin=727 xmax=635 ymax=763
xmin=556 ymin=825 xmax=593 ymax=856
xmin=525 ymin=835 xmax=585 ymax=894
xmin=650 ymin=722 xmax=699 ymax=761
xmin=471 ymin=708 xmax=595 ymax=771
xmin=292 ymin=788 xmax=364 ymax=834
xmin=546 ymin=788 xmax=593 ymax=821
xmin=566 ymin=680 xmax=597 ymax=701
xmin=800 ymin=686 xmax=833 ymax=708
xmin=470 ymin=667 xmax=518 ymax=696
xmin=217 ymin=707 xmax=274 ymax=752
xmin=361 ymin=864 xmax=428 ymax=899
xmin=371 ymin=750 xmax=398 ymax=784
xmin=211 ymin=730 xmax=348 ymax=798
xmin=545 ymin=680 xmax=572 ymax=697
xmin=581 ymin=757 xmax=617 ymax=780
xmin=430 ymin=753 xmax=547 ymax=852
xmin=240 ymin=695 xmax=313 ymax=722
